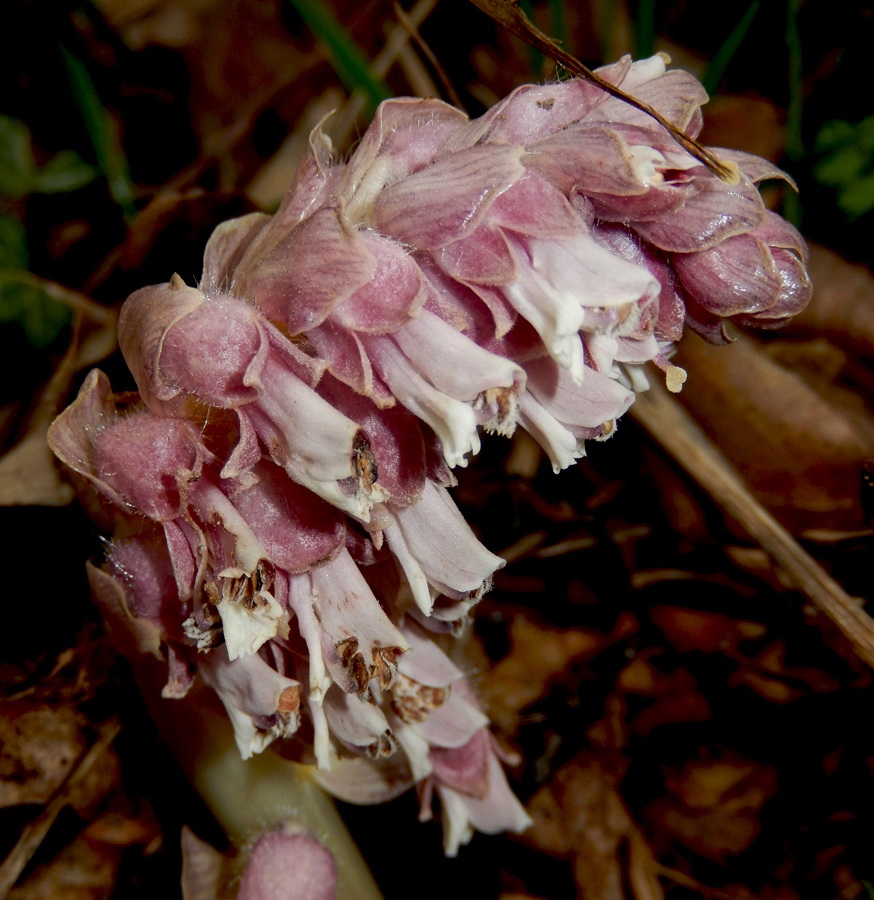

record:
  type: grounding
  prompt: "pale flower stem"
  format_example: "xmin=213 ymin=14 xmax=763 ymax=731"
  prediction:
xmin=196 ymin=735 xmax=384 ymax=900
xmin=134 ymin=660 xmax=384 ymax=899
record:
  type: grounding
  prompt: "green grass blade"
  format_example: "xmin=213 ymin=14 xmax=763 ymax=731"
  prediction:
xmin=59 ymin=45 xmax=136 ymax=221
xmin=783 ymin=0 xmax=804 ymax=226
xmin=286 ymin=0 xmax=391 ymax=112
xmin=635 ymin=0 xmax=656 ymax=59
xmin=548 ymin=0 xmax=569 ymax=54
xmin=702 ymin=1 xmax=760 ymax=96
xmin=518 ymin=0 xmax=547 ymax=75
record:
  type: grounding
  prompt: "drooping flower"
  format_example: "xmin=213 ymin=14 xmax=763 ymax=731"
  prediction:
xmin=49 ymin=53 xmax=811 ymax=857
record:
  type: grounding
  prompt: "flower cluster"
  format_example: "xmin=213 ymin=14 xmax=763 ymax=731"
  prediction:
xmin=49 ymin=54 xmax=810 ymax=855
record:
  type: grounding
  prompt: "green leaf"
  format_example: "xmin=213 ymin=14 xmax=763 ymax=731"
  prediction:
xmin=837 ymin=171 xmax=874 ymax=219
xmin=0 ymin=271 xmax=71 ymax=348
xmin=813 ymin=116 xmax=874 ymax=219
xmin=286 ymin=0 xmax=391 ymax=114
xmin=0 ymin=114 xmax=99 ymax=199
xmin=0 ymin=215 xmax=28 ymax=269
xmin=33 ymin=149 xmax=97 ymax=194
xmin=634 ymin=0 xmax=656 ymax=60
xmin=59 ymin=45 xmax=136 ymax=220
xmin=0 ymin=218 xmax=71 ymax=346
xmin=19 ymin=281 xmax=72 ymax=347
xmin=702 ymin=2 xmax=761 ymax=96
xmin=0 ymin=115 xmax=37 ymax=198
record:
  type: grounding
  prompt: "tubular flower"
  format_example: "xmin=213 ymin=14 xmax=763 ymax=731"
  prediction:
xmin=49 ymin=54 xmax=811 ymax=854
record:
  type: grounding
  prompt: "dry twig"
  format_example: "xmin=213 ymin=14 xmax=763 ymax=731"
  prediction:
xmin=632 ymin=377 xmax=874 ymax=668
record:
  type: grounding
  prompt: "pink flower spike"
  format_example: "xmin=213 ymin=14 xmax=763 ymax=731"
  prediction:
xmin=49 ymin=54 xmax=815 ymax=860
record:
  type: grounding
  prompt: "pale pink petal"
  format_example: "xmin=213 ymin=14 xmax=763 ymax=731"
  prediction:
xmin=309 ymin=549 xmax=410 ymax=697
xmin=390 ymin=480 xmax=504 ymax=601
xmin=199 ymin=646 xmax=301 ymax=759
xmin=323 ymin=685 xmax=397 ymax=758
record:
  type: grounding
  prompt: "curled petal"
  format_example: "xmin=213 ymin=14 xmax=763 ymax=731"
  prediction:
xmin=199 ymin=646 xmax=301 ymax=760
xmin=309 ymin=549 xmax=410 ymax=697
xmin=323 ymin=686 xmax=397 ymax=758
xmin=387 ymin=480 xmax=504 ymax=613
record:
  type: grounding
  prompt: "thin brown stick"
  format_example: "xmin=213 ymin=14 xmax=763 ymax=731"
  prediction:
xmin=631 ymin=377 xmax=874 ymax=669
xmin=0 ymin=719 xmax=121 ymax=897
xmin=0 ymin=270 xmax=115 ymax=325
xmin=466 ymin=0 xmax=735 ymax=181
xmin=327 ymin=0 xmax=441 ymax=147
xmin=393 ymin=0 xmax=465 ymax=109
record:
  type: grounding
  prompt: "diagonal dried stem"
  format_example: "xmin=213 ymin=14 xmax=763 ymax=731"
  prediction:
xmin=0 ymin=719 xmax=122 ymax=897
xmin=466 ymin=0 xmax=736 ymax=181
xmin=632 ymin=376 xmax=874 ymax=669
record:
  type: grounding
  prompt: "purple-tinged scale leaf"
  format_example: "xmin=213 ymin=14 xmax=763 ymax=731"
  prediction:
xmin=673 ymin=231 xmax=782 ymax=317
xmin=374 ymin=144 xmax=526 ymax=251
xmin=343 ymin=98 xmax=468 ymax=211
xmin=202 ymin=212 xmax=271 ymax=296
xmin=594 ymin=67 xmax=709 ymax=135
xmin=227 ymin=461 xmax=346 ymax=574
xmin=241 ymin=207 xmax=377 ymax=333
xmin=632 ymin=167 xmax=766 ymax=252
xmin=331 ymin=232 xmax=426 ymax=333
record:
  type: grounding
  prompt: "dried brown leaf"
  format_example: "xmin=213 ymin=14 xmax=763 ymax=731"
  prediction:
xmin=648 ymin=606 xmax=766 ymax=655
xmin=674 ymin=333 xmax=874 ymax=533
xmin=646 ymin=752 xmax=778 ymax=863
xmin=618 ymin=658 xmax=711 ymax=736
xmin=480 ymin=613 xmax=633 ymax=736
xmin=729 ymin=640 xmax=843 ymax=703
xmin=785 ymin=244 xmax=874 ymax=360
xmin=0 ymin=705 xmax=86 ymax=808
xmin=524 ymin=753 xmax=665 ymax=900
xmin=6 ymin=832 xmax=118 ymax=900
